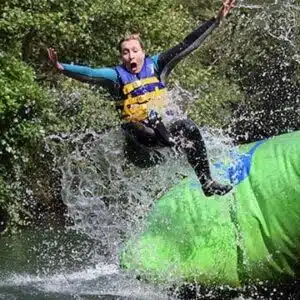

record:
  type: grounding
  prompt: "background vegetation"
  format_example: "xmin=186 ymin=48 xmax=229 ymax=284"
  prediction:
xmin=1 ymin=0 xmax=300 ymax=232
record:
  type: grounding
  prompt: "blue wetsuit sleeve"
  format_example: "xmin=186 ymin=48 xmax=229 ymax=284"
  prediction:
xmin=151 ymin=54 xmax=160 ymax=72
xmin=156 ymin=18 xmax=219 ymax=82
xmin=61 ymin=64 xmax=118 ymax=83
xmin=60 ymin=63 xmax=120 ymax=97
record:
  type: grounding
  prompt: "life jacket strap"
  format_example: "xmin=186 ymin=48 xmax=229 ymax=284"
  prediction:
xmin=117 ymin=88 xmax=167 ymax=107
xmin=122 ymin=77 xmax=160 ymax=95
xmin=116 ymin=88 xmax=168 ymax=122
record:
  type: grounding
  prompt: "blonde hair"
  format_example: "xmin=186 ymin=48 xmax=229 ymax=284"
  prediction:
xmin=118 ymin=32 xmax=145 ymax=52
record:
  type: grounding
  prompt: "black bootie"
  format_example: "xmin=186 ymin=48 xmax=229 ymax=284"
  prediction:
xmin=202 ymin=180 xmax=232 ymax=197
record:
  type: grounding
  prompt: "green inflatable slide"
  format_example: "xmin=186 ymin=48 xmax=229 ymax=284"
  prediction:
xmin=120 ymin=131 xmax=300 ymax=287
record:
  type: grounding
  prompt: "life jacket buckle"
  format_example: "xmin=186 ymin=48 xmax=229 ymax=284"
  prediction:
xmin=147 ymin=109 xmax=160 ymax=125
xmin=132 ymin=80 xmax=142 ymax=89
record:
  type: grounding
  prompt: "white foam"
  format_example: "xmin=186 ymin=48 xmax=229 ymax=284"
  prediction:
xmin=0 ymin=264 xmax=172 ymax=299
xmin=1 ymin=263 xmax=119 ymax=288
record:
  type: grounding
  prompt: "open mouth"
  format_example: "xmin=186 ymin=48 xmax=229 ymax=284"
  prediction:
xmin=130 ymin=62 xmax=137 ymax=71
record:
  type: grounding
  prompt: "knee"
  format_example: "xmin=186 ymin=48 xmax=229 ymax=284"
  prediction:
xmin=172 ymin=119 xmax=199 ymax=138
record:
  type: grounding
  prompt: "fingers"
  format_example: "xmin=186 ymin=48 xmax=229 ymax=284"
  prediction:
xmin=47 ymin=47 xmax=59 ymax=66
xmin=47 ymin=48 xmax=56 ymax=60
xmin=47 ymin=48 xmax=52 ymax=61
xmin=47 ymin=48 xmax=64 ymax=71
xmin=46 ymin=47 xmax=63 ymax=70
xmin=47 ymin=48 xmax=52 ymax=60
xmin=224 ymin=0 xmax=236 ymax=9
xmin=221 ymin=0 xmax=236 ymax=17
xmin=223 ymin=0 xmax=235 ymax=5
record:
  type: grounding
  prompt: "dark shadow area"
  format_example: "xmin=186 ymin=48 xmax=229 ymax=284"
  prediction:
xmin=225 ymin=47 xmax=300 ymax=145
xmin=123 ymin=136 xmax=165 ymax=168
xmin=0 ymin=206 xmax=9 ymax=233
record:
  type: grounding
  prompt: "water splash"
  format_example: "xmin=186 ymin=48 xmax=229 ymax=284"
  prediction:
xmin=49 ymin=128 xmax=187 ymax=261
xmin=0 ymin=264 xmax=172 ymax=299
xmin=47 ymin=85 xmax=236 ymax=267
xmin=237 ymin=0 xmax=300 ymax=52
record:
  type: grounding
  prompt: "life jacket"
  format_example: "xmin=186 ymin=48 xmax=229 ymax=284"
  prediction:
xmin=115 ymin=57 xmax=168 ymax=122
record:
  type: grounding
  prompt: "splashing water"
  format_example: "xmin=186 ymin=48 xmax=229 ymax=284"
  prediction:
xmin=237 ymin=0 xmax=300 ymax=54
xmin=45 ymin=86 xmax=236 ymax=270
xmin=57 ymin=130 xmax=179 ymax=254
xmin=41 ymin=129 xmax=234 ymax=299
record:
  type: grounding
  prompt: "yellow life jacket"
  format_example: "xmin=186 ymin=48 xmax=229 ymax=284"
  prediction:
xmin=115 ymin=58 xmax=168 ymax=122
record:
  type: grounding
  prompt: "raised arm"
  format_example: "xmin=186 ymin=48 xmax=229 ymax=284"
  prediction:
xmin=47 ymin=48 xmax=120 ymax=94
xmin=156 ymin=0 xmax=236 ymax=82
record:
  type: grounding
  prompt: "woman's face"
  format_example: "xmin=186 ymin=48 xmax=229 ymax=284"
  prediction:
xmin=120 ymin=39 xmax=145 ymax=74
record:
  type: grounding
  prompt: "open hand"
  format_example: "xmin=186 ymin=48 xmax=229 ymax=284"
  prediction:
xmin=218 ymin=0 xmax=236 ymax=19
xmin=47 ymin=47 xmax=63 ymax=70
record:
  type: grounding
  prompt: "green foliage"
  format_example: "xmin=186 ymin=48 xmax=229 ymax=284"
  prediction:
xmin=0 ymin=0 xmax=193 ymax=69
xmin=0 ymin=52 xmax=47 ymax=167
xmin=174 ymin=3 xmax=300 ymax=140
xmin=175 ymin=0 xmax=220 ymax=21
xmin=187 ymin=75 xmax=244 ymax=128
xmin=0 ymin=52 xmax=50 ymax=231
xmin=46 ymin=79 xmax=120 ymax=133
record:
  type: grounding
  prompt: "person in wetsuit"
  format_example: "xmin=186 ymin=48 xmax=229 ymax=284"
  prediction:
xmin=47 ymin=0 xmax=235 ymax=196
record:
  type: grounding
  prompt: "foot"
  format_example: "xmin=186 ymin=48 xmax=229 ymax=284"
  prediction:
xmin=202 ymin=180 xmax=232 ymax=197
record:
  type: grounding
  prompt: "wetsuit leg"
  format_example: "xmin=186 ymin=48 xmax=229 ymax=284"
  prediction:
xmin=122 ymin=122 xmax=162 ymax=146
xmin=121 ymin=122 xmax=164 ymax=167
xmin=169 ymin=119 xmax=232 ymax=196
